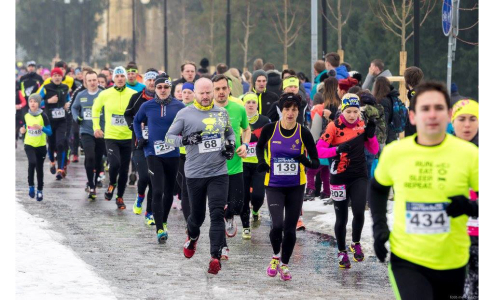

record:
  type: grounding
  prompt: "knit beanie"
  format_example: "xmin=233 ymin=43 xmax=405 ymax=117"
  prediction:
xmin=252 ymin=70 xmax=268 ymax=88
xmin=341 ymin=93 xmax=360 ymax=111
xmin=51 ymin=68 xmax=64 ymax=77
xmin=113 ymin=66 xmax=128 ymax=81
xmin=182 ymin=82 xmax=194 ymax=92
xmin=28 ymin=93 xmax=42 ymax=106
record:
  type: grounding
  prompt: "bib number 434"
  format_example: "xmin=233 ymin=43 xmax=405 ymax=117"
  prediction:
xmin=406 ymin=202 xmax=450 ymax=234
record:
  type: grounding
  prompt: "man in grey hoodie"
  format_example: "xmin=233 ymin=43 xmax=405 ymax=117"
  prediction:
xmin=362 ymin=59 xmax=392 ymax=91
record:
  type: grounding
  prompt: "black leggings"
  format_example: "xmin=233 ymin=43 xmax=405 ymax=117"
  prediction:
xmin=186 ymin=175 xmax=229 ymax=259
xmin=147 ymin=156 xmax=179 ymax=232
xmin=70 ymin=120 xmax=80 ymax=156
xmin=389 ymin=253 xmax=466 ymax=300
xmin=333 ymin=177 xmax=367 ymax=251
xmin=80 ymin=134 xmax=105 ymax=189
xmin=225 ymin=172 xmax=244 ymax=219
xmin=47 ymin=120 xmax=67 ymax=170
xmin=241 ymin=163 xmax=265 ymax=228
xmin=133 ymin=148 xmax=152 ymax=213
xmin=177 ymin=154 xmax=190 ymax=221
xmin=25 ymin=145 xmax=47 ymax=190
xmin=105 ymin=139 xmax=132 ymax=198
xmin=266 ymin=184 xmax=305 ymax=264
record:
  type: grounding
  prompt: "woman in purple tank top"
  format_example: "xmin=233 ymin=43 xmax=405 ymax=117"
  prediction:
xmin=255 ymin=93 xmax=320 ymax=281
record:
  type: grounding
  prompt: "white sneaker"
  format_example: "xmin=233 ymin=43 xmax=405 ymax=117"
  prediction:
xmin=221 ymin=247 xmax=229 ymax=260
xmin=225 ymin=217 xmax=237 ymax=237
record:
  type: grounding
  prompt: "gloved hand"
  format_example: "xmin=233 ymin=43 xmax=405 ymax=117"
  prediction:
xmin=182 ymin=131 xmax=203 ymax=145
xmin=446 ymin=195 xmax=478 ymax=218
xmin=336 ymin=143 xmax=351 ymax=154
xmin=77 ymin=116 xmax=83 ymax=125
xmin=294 ymin=154 xmax=310 ymax=167
xmin=222 ymin=140 xmax=235 ymax=160
xmin=136 ymin=138 xmax=147 ymax=150
xmin=256 ymin=162 xmax=270 ymax=173
xmin=365 ymin=119 xmax=376 ymax=139
xmin=373 ymin=223 xmax=390 ymax=263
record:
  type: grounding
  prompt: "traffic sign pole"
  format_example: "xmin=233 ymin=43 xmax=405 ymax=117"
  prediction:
xmin=445 ymin=0 xmax=459 ymax=96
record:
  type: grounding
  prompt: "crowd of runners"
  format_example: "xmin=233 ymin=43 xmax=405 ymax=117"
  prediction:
xmin=15 ymin=53 xmax=479 ymax=299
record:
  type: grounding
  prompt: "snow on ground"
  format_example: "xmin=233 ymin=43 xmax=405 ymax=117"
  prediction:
xmin=16 ymin=200 xmax=117 ymax=300
xmin=302 ymin=198 xmax=394 ymax=253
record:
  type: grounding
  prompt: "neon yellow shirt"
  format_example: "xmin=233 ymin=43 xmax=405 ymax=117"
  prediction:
xmin=92 ymin=87 xmax=136 ymax=140
xmin=375 ymin=134 xmax=478 ymax=270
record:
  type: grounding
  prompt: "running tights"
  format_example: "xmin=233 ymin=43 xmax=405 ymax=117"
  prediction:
xmin=80 ymin=134 xmax=105 ymax=189
xmin=105 ymin=139 xmax=132 ymax=198
xmin=47 ymin=120 xmax=67 ymax=170
xmin=25 ymin=145 xmax=47 ymax=190
xmin=133 ymin=148 xmax=152 ymax=213
xmin=241 ymin=163 xmax=265 ymax=228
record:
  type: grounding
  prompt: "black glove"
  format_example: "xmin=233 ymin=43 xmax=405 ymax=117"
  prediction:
xmin=446 ymin=195 xmax=478 ymax=218
xmin=77 ymin=116 xmax=83 ymax=125
xmin=182 ymin=131 xmax=203 ymax=145
xmin=222 ymin=140 xmax=235 ymax=160
xmin=373 ymin=223 xmax=390 ymax=263
xmin=336 ymin=143 xmax=351 ymax=154
xmin=256 ymin=162 xmax=270 ymax=173
xmin=365 ymin=119 xmax=376 ymax=139
xmin=136 ymin=138 xmax=147 ymax=150
xmin=294 ymin=154 xmax=310 ymax=167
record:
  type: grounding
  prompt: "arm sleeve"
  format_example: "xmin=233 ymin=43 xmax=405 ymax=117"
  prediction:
xmin=18 ymin=91 xmax=27 ymax=107
xmin=373 ymin=144 xmax=394 ymax=186
xmin=316 ymin=139 xmax=338 ymax=158
xmin=92 ymin=92 xmax=104 ymax=131
xmin=66 ymin=93 xmax=71 ymax=103
xmin=224 ymin=110 xmax=236 ymax=143
xmin=368 ymin=177 xmax=391 ymax=229
xmin=41 ymin=113 xmax=52 ymax=136
xmin=310 ymin=114 xmax=323 ymax=142
xmin=124 ymin=96 xmax=137 ymax=131
xmin=364 ymin=136 xmax=380 ymax=155
xmin=301 ymin=126 xmax=320 ymax=169
xmin=71 ymin=94 xmax=81 ymax=122
xmin=266 ymin=103 xmax=280 ymax=123
xmin=165 ymin=111 xmax=185 ymax=147
xmin=39 ymin=87 xmax=46 ymax=107
xmin=256 ymin=122 xmax=275 ymax=165
xmin=240 ymin=107 xmax=251 ymax=144
xmin=362 ymin=73 xmax=375 ymax=90
xmin=470 ymin=148 xmax=479 ymax=192
xmin=382 ymin=98 xmax=392 ymax=127
xmin=133 ymin=105 xmax=145 ymax=141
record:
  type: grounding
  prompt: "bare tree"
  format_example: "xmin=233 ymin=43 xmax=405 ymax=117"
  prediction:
xmin=321 ymin=0 xmax=352 ymax=52
xmin=372 ymin=0 xmax=436 ymax=52
xmin=271 ymin=0 xmax=308 ymax=66
xmin=239 ymin=0 xmax=255 ymax=69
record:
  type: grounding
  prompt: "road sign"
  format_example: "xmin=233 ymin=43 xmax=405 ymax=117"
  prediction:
xmin=442 ymin=0 xmax=452 ymax=36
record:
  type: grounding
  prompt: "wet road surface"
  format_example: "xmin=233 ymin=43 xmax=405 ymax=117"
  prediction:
xmin=15 ymin=146 xmax=394 ymax=299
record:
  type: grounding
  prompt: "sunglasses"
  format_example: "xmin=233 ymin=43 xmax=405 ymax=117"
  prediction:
xmin=156 ymin=85 xmax=170 ymax=90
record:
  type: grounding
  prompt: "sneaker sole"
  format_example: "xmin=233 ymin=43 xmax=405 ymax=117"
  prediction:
xmin=296 ymin=226 xmax=305 ymax=231
xmin=339 ymin=264 xmax=351 ymax=269
xmin=349 ymin=246 xmax=365 ymax=262
xmin=117 ymin=206 xmax=126 ymax=210
xmin=266 ymin=269 xmax=278 ymax=277
xmin=208 ymin=260 xmax=221 ymax=274
xmin=242 ymin=235 xmax=251 ymax=240
xmin=280 ymin=275 xmax=292 ymax=281
xmin=158 ymin=235 xmax=168 ymax=244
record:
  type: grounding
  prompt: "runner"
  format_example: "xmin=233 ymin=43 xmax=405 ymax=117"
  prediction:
xmin=126 ymin=62 xmax=145 ymax=92
xmin=174 ymin=82 xmax=183 ymax=102
xmin=251 ymin=70 xmax=278 ymax=117
xmin=256 ymin=93 xmax=319 ymax=281
xmin=450 ymin=99 xmax=479 ymax=299
xmin=19 ymin=94 xmax=52 ymax=201
xmin=124 ymin=68 xmax=158 ymax=224
xmin=240 ymin=92 xmax=270 ymax=239
xmin=16 ymin=81 xmax=27 ymax=148
xmin=38 ymin=67 xmax=71 ymax=180
xmin=133 ymin=73 xmax=184 ymax=243
xmin=97 ymin=74 xmax=108 ymax=89
xmin=19 ymin=61 xmax=43 ymax=99
xmin=212 ymin=74 xmax=250 ymax=260
xmin=171 ymin=61 xmax=198 ymax=96
xmin=165 ymin=77 xmax=236 ymax=275
xmin=369 ymin=81 xmax=478 ymax=299
xmin=267 ymin=76 xmax=309 ymax=125
xmin=71 ymin=71 xmax=105 ymax=200
xmin=316 ymin=93 xmax=380 ymax=268
xmin=92 ymin=66 xmax=137 ymax=209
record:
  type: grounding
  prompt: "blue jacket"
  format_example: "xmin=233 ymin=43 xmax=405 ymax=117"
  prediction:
xmin=335 ymin=65 xmax=349 ymax=80
xmin=133 ymin=98 xmax=185 ymax=158
xmin=127 ymin=82 xmax=146 ymax=93
xmin=310 ymin=70 xmax=327 ymax=100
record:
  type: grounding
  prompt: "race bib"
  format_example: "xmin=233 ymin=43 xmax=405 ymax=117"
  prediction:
xmin=27 ymin=126 xmax=42 ymax=137
xmin=330 ymin=184 xmax=347 ymax=201
xmin=467 ymin=218 xmax=478 ymax=228
xmin=142 ymin=126 xmax=149 ymax=139
xmin=406 ymin=202 xmax=450 ymax=234
xmin=51 ymin=108 xmax=65 ymax=119
xmin=273 ymin=158 xmax=298 ymax=176
xmin=154 ymin=140 xmax=174 ymax=155
xmin=198 ymin=134 xmax=222 ymax=153
xmin=246 ymin=142 xmax=257 ymax=158
xmin=83 ymin=108 xmax=92 ymax=120
xmin=111 ymin=114 xmax=126 ymax=126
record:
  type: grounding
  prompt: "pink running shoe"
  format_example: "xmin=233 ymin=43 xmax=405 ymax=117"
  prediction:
xmin=279 ymin=264 xmax=292 ymax=281
xmin=266 ymin=257 xmax=280 ymax=277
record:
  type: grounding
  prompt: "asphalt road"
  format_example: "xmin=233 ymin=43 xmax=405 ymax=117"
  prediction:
xmin=15 ymin=145 xmax=394 ymax=300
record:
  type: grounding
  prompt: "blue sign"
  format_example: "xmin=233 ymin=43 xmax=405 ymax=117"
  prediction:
xmin=442 ymin=0 xmax=452 ymax=36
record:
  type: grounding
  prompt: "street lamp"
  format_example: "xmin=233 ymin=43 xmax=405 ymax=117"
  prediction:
xmin=139 ymin=0 xmax=168 ymax=71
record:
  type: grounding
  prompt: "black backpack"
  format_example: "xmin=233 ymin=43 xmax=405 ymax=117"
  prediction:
xmin=389 ymin=95 xmax=408 ymax=134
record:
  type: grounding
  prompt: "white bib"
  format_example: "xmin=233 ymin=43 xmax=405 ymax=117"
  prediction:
xmin=28 ymin=127 xmax=42 ymax=137
xmin=111 ymin=114 xmax=126 ymax=126
xmin=83 ymin=108 xmax=92 ymax=120
xmin=405 ymin=202 xmax=450 ymax=234
xmin=51 ymin=107 xmax=65 ymax=119
xmin=198 ymin=134 xmax=222 ymax=153
xmin=154 ymin=140 xmax=174 ymax=155
xmin=142 ymin=126 xmax=149 ymax=140
xmin=273 ymin=158 xmax=298 ymax=176
xmin=330 ymin=184 xmax=347 ymax=201
xmin=246 ymin=142 xmax=257 ymax=158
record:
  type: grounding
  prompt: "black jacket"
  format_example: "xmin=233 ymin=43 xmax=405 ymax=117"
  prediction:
xmin=253 ymin=89 xmax=279 ymax=117
xmin=19 ymin=72 xmax=43 ymax=97
xmin=125 ymin=90 xmax=153 ymax=149
xmin=171 ymin=74 xmax=200 ymax=96
xmin=379 ymin=86 xmax=400 ymax=144
xmin=266 ymin=99 xmax=309 ymax=125
xmin=266 ymin=71 xmax=282 ymax=98
xmin=41 ymin=82 xmax=70 ymax=123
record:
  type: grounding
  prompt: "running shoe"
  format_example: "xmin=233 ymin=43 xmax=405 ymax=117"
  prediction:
xmin=157 ymin=227 xmax=168 ymax=244
xmin=71 ymin=155 xmax=79 ymax=163
xmin=225 ymin=217 xmax=237 ymax=237
xmin=296 ymin=218 xmax=305 ymax=231
xmin=279 ymin=264 xmax=292 ymax=281
xmin=145 ymin=212 xmax=155 ymax=225
xmin=183 ymin=235 xmax=199 ymax=258
xmin=221 ymin=247 xmax=229 ymax=260
xmin=266 ymin=257 xmax=280 ymax=277
xmin=304 ymin=188 xmax=316 ymax=201
xmin=28 ymin=186 xmax=35 ymax=198
xmin=172 ymin=197 xmax=179 ymax=209
xmin=133 ymin=194 xmax=145 ymax=215
xmin=338 ymin=251 xmax=351 ymax=269
xmin=36 ymin=190 xmax=43 ymax=202
xmin=320 ymin=191 xmax=331 ymax=201
xmin=252 ymin=210 xmax=261 ymax=222
xmin=88 ymin=188 xmax=96 ymax=201
xmin=50 ymin=162 xmax=56 ymax=174
xmin=116 ymin=197 xmax=126 ymax=210
xmin=208 ymin=257 xmax=221 ymax=275
xmin=349 ymin=242 xmax=365 ymax=262
xmin=242 ymin=228 xmax=251 ymax=240
xmin=128 ymin=172 xmax=137 ymax=186
xmin=177 ymin=199 xmax=182 ymax=211
xmin=104 ymin=161 xmax=109 ymax=172
xmin=55 ymin=169 xmax=63 ymax=180
xmin=97 ymin=172 xmax=105 ymax=188
xmin=105 ymin=184 xmax=115 ymax=201
xmin=62 ymin=167 xmax=67 ymax=178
